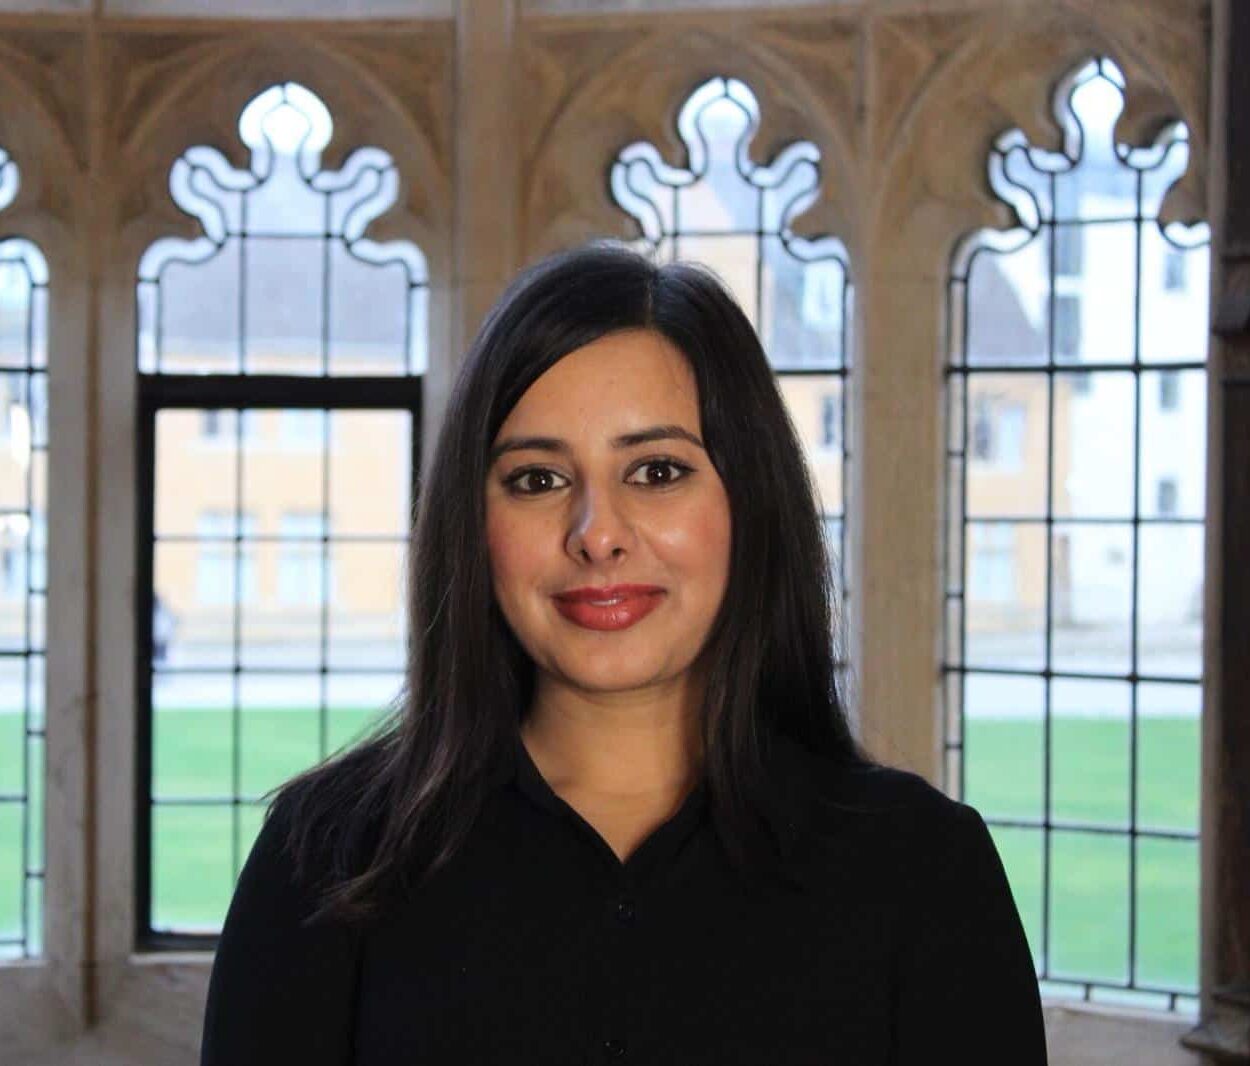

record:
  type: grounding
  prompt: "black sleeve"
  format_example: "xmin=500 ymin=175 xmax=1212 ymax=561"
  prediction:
xmin=200 ymin=799 xmax=361 ymax=1065
xmin=890 ymin=801 xmax=1049 ymax=1064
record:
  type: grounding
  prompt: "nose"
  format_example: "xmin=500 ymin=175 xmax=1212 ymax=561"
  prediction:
xmin=565 ymin=482 xmax=634 ymax=563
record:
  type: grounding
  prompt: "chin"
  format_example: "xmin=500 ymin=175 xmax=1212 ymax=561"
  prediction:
xmin=556 ymin=658 xmax=672 ymax=693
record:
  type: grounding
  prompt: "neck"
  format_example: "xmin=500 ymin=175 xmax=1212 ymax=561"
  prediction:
xmin=520 ymin=673 xmax=705 ymax=799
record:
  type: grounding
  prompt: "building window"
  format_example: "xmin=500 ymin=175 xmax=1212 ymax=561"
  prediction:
xmin=1054 ymin=292 xmax=1082 ymax=361
xmin=820 ymin=393 xmax=842 ymax=450
xmin=1055 ymin=225 xmax=1083 ymax=277
xmin=0 ymin=144 xmax=48 ymax=962
xmin=200 ymin=409 xmax=222 ymax=438
xmin=277 ymin=512 xmax=331 ymax=606
xmin=609 ymin=75 xmax=852 ymax=631
xmin=138 ymin=82 xmax=424 ymax=945
xmin=947 ymin=56 xmax=1208 ymax=1014
xmin=1157 ymin=478 xmax=1180 ymax=516
xmin=200 ymin=408 xmax=256 ymax=441
xmin=970 ymin=394 xmax=1026 ymax=470
xmin=195 ymin=511 xmax=256 ymax=605
xmin=969 ymin=523 xmax=1016 ymax=603
xmin=1164 ymin=248 xmax=1187 ymax=292
xmin=1159 ymin=370 xmax=1181 ymax=411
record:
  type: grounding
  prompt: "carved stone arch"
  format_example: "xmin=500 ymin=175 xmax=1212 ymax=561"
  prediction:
xmin=1055 ymin=0 xmax=1208 ymax=224
xmin=871 ymin=5 xmax=1208 ymax=276
xmin=105 ymin=26 xmax=452 ymax=276
xmin=521 ymin=16 xmax=859 ymax=260
xmin=0 ymin=31 xmax=88 ymax=271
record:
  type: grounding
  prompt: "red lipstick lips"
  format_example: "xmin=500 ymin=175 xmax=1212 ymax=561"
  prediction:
xmin=552 ymin=584 xmax=666 ymax=631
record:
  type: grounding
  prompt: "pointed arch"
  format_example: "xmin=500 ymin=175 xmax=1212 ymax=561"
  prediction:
xmin=943 ymin=54 xmax=1209 ymax=1016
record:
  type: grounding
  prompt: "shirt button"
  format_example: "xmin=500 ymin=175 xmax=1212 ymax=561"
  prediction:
xmin=615 ymin=899 xmax=635 ymax=924
xmin=603 ymin=1037 xmax=627 ymax=1057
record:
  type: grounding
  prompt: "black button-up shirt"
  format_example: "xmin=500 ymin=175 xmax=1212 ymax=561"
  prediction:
xmin=201 ymin=731 xmax=1048 ymax=1064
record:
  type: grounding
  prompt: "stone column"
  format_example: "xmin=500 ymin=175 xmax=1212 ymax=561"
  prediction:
xmin=853 ymin=266 xmax=946 ymax=777
xmin=1181 ymin=0 xmax=1250 ymax=1058
xmin=425 ymin=0 xmax=522 ymax=460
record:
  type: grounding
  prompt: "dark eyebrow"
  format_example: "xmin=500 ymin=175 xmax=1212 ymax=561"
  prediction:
xmin=488 ymin=424 xmax=705 ymax=465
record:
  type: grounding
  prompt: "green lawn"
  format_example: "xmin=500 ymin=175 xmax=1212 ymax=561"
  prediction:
xmin=0 ymin=712 xmax=1200 ymax=998
xmin=965 ymin=716 xmax=1200 ymax=997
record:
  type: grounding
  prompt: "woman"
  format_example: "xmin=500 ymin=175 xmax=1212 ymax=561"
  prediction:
xmin=200 ymin=244 xmax=1048 ymax=1064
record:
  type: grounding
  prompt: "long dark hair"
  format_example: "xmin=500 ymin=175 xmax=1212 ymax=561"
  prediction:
xmin=271 ymin=242 xmax=876 ymax=928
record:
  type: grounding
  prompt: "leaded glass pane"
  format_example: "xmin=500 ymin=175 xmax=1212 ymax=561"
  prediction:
xmin=148 ymin=406 xmax=408 ymax=933
xmin=140 ymin=83 xmax=420 ymax=939
xmin=0 ymin=145 xmax=47 ymax=960
xmin=943 ymin=56 xmax=1207 ymax=1013
xmin=138 ymin=83 xmax=429 ymax=378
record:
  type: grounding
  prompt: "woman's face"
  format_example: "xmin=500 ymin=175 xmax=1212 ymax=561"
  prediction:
xmin=484 ymin=328 xmax=732 ymax=701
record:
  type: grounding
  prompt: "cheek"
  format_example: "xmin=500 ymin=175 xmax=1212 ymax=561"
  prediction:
xmin=484 ymin=508 xmax=516 ymax=583
xmin=485 ymin=505 xmax=543 ymax=603
xmin=652 ymin=492 xmax=732 ymax=587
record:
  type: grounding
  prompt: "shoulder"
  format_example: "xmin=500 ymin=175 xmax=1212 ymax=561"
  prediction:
xmin=260 ymin=737 xmax=393 ymax=890
xmin=775 ymin=737 xmax=993 ymax=871
xmin=203 ymin=779 xmax=365 ymax=1064
xmin=778 ymin=735 xmax=971 ymax=822
xmin=231 ymin=775 xmax=358 ymax=929
xmin=232 ymin=789 xmax=317 ymax=915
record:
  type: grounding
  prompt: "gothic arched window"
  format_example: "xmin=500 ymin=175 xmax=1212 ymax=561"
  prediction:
xmin=0 ymin=149 xmax=47 ymax=962
xmin=136 ymin=83 xmax=425 ymax=946
xmin=610 ymin=76 xmax=853 ymax=642
xmin=945 ymin=57 xmax=1208 ymax=1015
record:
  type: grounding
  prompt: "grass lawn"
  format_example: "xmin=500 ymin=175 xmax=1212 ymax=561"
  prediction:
xmin=0 ymin=711 xmax=1200 ymax=998
xmin=965 ymin=716 xmax=1200 ymax=998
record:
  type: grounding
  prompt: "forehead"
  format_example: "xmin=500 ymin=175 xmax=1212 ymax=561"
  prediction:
xmin=498 ymin=330 xmax=699 ymax=433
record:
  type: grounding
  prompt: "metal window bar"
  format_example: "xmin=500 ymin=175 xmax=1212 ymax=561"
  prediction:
xmin=135 ymin=83 xmax=426 ymax=950
xmin=135 ymin=378 xmax=420 ymax=952
xmin=0 ymin=187 xmax=50 ymax=960
xmin=942 ymin=57 xmax=1209 ymax=1015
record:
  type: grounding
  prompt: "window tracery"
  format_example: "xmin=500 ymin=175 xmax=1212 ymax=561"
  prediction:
xmin=136 ymin=82 xmax=423 ymax=942
xmin=610 ymin=76 xmax=853 ymax=616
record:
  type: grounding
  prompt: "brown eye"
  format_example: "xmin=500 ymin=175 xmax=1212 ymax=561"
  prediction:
xmin=504 ymin=467 xmax=569 ymax=496
xmin=625 ymin=459 xmax=694 ymax=487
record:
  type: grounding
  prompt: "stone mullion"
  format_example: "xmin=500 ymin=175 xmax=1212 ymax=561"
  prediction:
xmin=0 ymin=17 xmax=95 ymax=1062
xmin=435 ymin=0 xmax=522 ymax=458
xmin=853 ymin=261 xmax=947 ymax=779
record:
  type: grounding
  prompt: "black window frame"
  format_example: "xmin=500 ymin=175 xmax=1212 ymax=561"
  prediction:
xmin=134 ymin=372 xmax=421 ymax=952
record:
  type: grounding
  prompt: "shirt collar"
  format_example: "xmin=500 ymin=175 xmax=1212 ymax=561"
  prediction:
xmin=483 ymin=727 xmax=814 ymax=864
